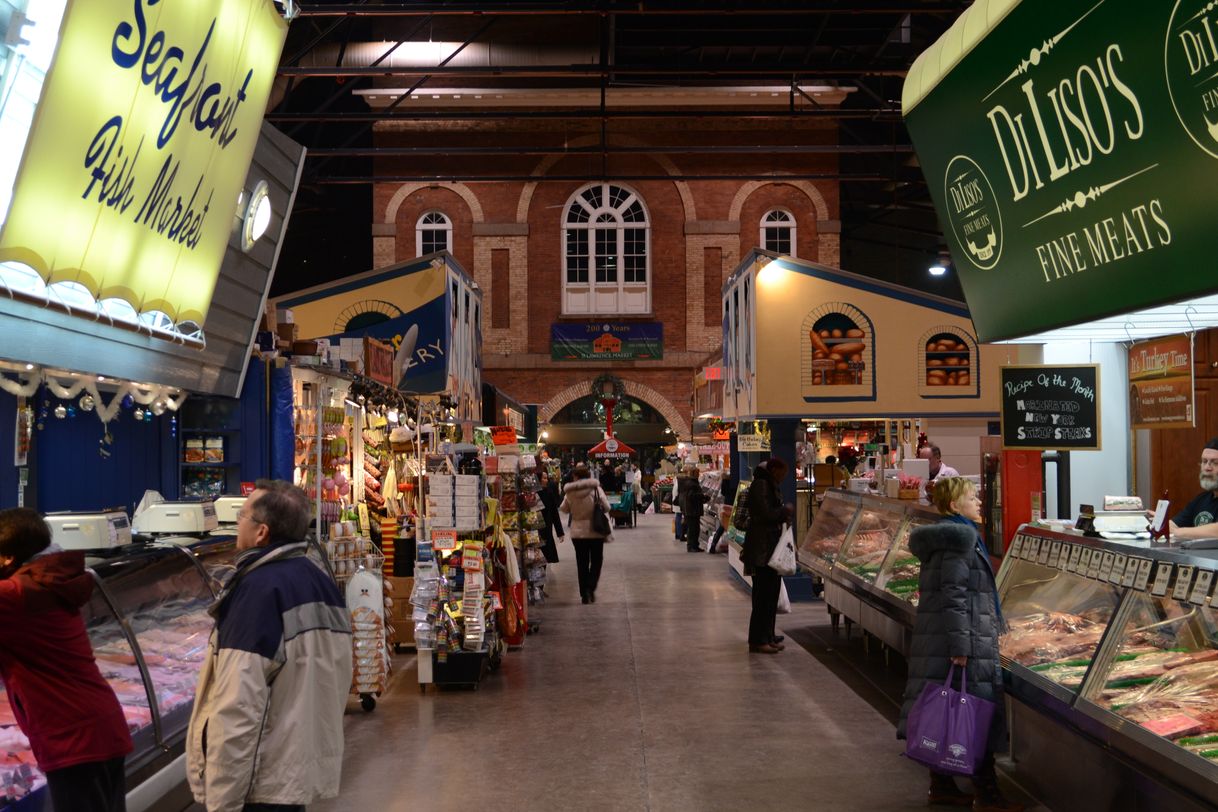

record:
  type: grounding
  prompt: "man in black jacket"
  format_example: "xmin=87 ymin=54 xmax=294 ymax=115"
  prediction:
xmin=684 ymin=469 xmax=705 ymax=552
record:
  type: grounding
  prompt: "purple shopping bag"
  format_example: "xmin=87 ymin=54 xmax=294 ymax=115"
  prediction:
xmin=904 ymin=665 xmax=995 ymax=776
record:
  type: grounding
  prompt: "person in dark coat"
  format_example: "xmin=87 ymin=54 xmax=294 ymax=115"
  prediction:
xmin=536 ymin=470 xmax=564 ymax=564
xmin=599 ymin=461 xmax=620 ymax=493
xmin=0 ymin=508 xmax=133 ymax=812
xmin=897 ymin=477 xmax=1021 ymax=812
xmin=740 ymin=458 xmax=790 ymax=653
xmin=684 ymin=468 xmax=705 ymax=552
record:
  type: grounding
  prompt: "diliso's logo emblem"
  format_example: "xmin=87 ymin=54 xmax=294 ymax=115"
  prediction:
xmin=1166 ymin=1 xmax=1218 ymax=158
xmin=943 ymin=155 xmax=1003 ymax=270
xmin=948 ymin=743 xmax=968 ymax=759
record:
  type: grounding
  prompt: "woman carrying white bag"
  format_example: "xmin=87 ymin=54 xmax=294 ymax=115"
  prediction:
xmin=739 ymin=457 xmax=792 ymax=654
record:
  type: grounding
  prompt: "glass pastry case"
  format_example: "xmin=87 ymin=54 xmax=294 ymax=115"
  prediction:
xmin=1 ymin=546 xmax=218 ymax=810
xmin=997 ymin=526 xmax=1218 ymax=810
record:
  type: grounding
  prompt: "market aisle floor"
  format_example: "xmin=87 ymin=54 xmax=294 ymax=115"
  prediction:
xmin=303 ymin=513 xmax=1043 ymax=812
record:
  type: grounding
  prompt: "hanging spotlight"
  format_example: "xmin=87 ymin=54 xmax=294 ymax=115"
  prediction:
xmin=929 ymin=249 xmax=952 ymax=277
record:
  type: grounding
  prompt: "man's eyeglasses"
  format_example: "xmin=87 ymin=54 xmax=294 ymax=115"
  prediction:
xmin=1201 ymin=458 xmax=1218 ymax=469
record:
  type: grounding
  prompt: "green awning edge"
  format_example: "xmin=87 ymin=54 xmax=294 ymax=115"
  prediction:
xmin=901 ymin=0 xmax=1024 ymax=117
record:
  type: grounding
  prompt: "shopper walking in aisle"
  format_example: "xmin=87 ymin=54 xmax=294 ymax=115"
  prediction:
xmin=740 ymin=458 xmax=791 ymax=654
xmin=536 ymin=469 xmax=564 ymax=565
xmin=897 ymin=477 xmax=1021 ymax=812
xmin=559 ymin=463 xmax=612 ymax=604
xmin=187 ymin=480 xmax=353 ymax=812
xmin=684 ymin=468 xmax=706 ymax=552
xmin=0 ymin=508 xmax=132 ymax=812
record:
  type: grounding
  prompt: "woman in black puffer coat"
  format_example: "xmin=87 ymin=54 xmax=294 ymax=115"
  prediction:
xmin=740 ymin=458 xmax=790 ymax=654
xmin=897 ymin=477 xmax=1022 ymax=812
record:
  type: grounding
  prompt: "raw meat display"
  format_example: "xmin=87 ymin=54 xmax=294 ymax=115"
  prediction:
xmin=803 ymin=532 xmax=848 ymax=565
xmin=838 ymin=527 xmax=896 ymax=582
xmin=0 ymin=686 xmax=44 ymax=806
xmin=1000 ymin=611 xmax=1109 ymax=680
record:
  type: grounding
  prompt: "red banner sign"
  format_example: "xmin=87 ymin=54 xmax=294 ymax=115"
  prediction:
xmin=1128 ymin=334 xmax=1194 ymax=430
xmin=363 ymin=337 xmax=395 ymax=386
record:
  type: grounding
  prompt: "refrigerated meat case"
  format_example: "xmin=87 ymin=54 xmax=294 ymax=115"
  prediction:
xmin=1 ymin=544 xmax=221 ymax=811
xmin=796 ymin=489 xmax=941 ymax=655
xmin=997 ymin=526 xmax=1218 ymax=812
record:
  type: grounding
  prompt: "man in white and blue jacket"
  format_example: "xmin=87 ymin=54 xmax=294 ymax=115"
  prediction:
xmin=187 ymin=480 xmax=352 ymax=812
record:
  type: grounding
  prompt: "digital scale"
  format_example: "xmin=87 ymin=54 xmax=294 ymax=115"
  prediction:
xmin=45 ymin=511 xmax=132 ymax=550
xmin=132 ymin=500 xmax=217 ymax=536
xmin=212 ymin=496 xmax=247 ymax=525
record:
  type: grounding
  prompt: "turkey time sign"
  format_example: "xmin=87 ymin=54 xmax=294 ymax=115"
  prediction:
xmin=0 ymin=0 xmax=287 ymax=326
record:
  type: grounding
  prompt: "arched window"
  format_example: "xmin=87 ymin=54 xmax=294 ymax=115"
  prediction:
xmin=562 ymin=183 xmax=651 ymax=315
xmin=416 ymin=211 xmax=452 ymax=256
xmin=760 ymin=209 xmax=796 ymax=257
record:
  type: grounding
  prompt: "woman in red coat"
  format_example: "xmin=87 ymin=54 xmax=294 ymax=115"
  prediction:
xmin=0 ymin=508 xmax=132 ymax=811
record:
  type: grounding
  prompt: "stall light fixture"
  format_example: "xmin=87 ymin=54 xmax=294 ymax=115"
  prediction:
xmin=664 ymin=427 xmax=673 ymax=434
xmin=24 ymin=364 xmax=33 ymax=371
xmin=241 ymin=180 xmax=273 ymax=252
xmin=929 ymin=250 xmax=952 ymax=277
xmin=387 ymin=408 xmax=399 ymax=423
xmin=541 ymin=430 xmax=549 ymax=439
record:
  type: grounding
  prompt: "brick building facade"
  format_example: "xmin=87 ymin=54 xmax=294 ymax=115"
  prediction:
xmin=368 ymin=111 xmax=843 ymax=441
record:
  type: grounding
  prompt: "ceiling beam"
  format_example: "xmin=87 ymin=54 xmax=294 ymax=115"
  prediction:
xmin=276 ymin=64 xmax=910 ymax=78
xmin=311 ymin=172 xmax=892 ymax=184
xmin=266 ymin=108 xmax=902 ymax=121
xmin=296 ymin=3 xmax=968 ymax=18
xmin=305 ymin=144 xmax=913 ymax=156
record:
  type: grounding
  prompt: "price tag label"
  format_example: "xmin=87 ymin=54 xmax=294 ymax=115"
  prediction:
xmin=1038 ymin=539 xmax=1053 ymax=566
xmin=1189 ymin=570 xmax=1215 ymax=606
xmin=431 ymin=529 xmax=459 ymax=552
xmin=1133 ymin=558 xmax=1154 ymax=592
xmin=1109 ymin=554 xmax=1128 ymax=585
xmin=1047 ymin=541 xmax=1062 ymax=568
xmin=1121 ymin=556 xmax=1139 ymax=588
xmin=1151 ymin=562 xmax=1174 ymax=597
xmin=1027 ymin=538 xmax=1042 ymax=562
xmin=1173 ymin=565 xmax=1196 ymax=602
xmin=1059 ymin=544 xmax=1072 ymax=572
xmin=1099 ymin=552 xmax=1116 ymax=581
xmin=1068 ymin=545 xmax=1083 ymax=573
xmin=1008 ymin=535 xmax=1025 ymax=560
xmin=1087 ymin=549 xmax=1104 ymax=579
xmin=1077 ymin=548 xmax=1092 ymax=574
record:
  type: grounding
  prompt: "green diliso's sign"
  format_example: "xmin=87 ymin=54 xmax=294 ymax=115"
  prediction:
xmin=905 ymin=0 xmax=1218 ymax=341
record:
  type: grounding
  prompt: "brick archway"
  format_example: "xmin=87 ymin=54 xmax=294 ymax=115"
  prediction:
xmin=384 ymin=181 xmax=485 ymax=224
xmin=515 ymin=135 xmax=697 ymax=223
xmin=727 ymin=178 xmax=829 ymax=222
xmin=538 ymin=378 xmax=691 ymax=441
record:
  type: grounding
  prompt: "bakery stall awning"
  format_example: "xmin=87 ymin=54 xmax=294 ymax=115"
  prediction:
xmin=588 ymin=437 xmax=636 ymax=459
xmin=902 ymin=0 xmax=1218 ymax=342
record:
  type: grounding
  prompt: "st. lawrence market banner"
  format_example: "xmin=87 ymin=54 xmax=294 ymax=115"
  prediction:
xmin=551 ymin=322 xmax=663 ymax=361
xmin=0 ymin=0 xmax=288 ymax=325
xmin=904 ymin=0 xmax=1218 ymax=341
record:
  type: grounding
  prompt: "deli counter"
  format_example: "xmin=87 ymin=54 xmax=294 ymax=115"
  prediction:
xmin=996 ymin=526 xmax=1218 ymax=812
xmin=796 ymin=489 xmax=940 ymax=655
xmin=0 ymin=538 xmax=239 ymax=811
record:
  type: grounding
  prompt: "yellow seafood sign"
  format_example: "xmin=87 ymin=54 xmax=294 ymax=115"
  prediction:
xmin=0 ymin=0 xmax=288 ymax=325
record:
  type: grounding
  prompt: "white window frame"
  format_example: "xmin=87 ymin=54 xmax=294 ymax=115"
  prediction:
xmin=561 ymin=183 xmax=651 ymax=315
xmin=760 ymin=208 xmax=796 ymax=257
xmin=416 ymin=210 xmax=453 ymax=256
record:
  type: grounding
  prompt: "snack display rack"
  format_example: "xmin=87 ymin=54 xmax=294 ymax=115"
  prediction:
xmin=2 ymin=545 xmax=219 ymax=810
xmin=290 ymin=368 xmax=358 ymax=541
xmin=795 ymin=489 xmax=941 ymax=654
xmin=995 ymin=527 xmax=1218 ymax=812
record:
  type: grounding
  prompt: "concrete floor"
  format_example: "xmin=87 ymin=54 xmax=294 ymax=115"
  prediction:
xmin=296 ymin=513 xmax=1047 ymax=812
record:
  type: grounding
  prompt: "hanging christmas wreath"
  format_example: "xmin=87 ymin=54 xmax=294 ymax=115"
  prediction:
xmin=589 ymin=373 xmax=626 ymax=403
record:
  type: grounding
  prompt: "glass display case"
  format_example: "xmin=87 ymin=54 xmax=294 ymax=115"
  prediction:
xmin=874 ymin=513 xmax=937 ymax=606
xmin=836 ymin=503 xmax=904 ymax=584
xmin=798 ymin=490 xmax=859 ymax=574
xmin=0 ymin=546 xmax=219 ymax=809
xmin=184 ymin=536 xmax=240 ymax=592
xmin=999 ymin=553 xmax=1125 ymax=699
xmin=996 ymin=526 xmax=1218 ymax=808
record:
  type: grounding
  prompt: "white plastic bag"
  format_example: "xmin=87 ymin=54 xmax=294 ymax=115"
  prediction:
xmin=767 ymin=525 xmax=797 ymax=576
xmin=644 ymin=502 xmax=656 ymax=515
xmin=777 ymin=579 xmax=791 ymax=614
